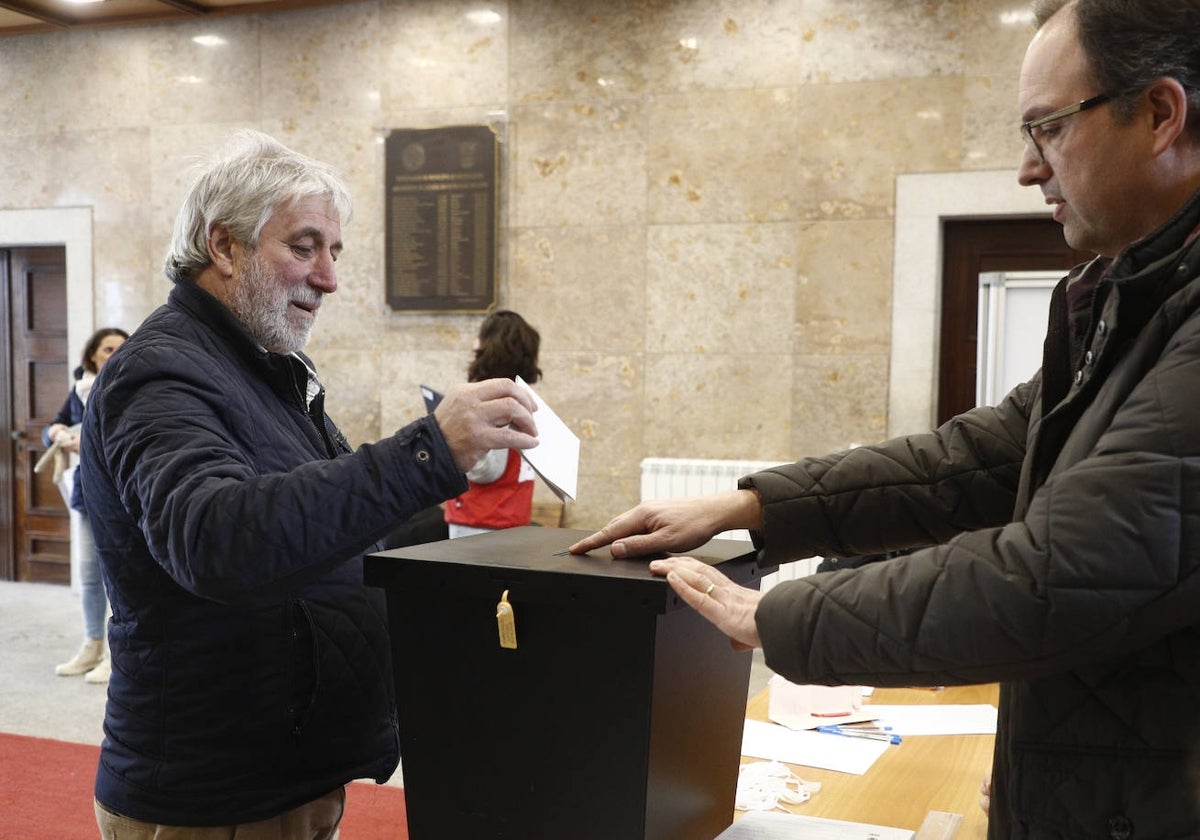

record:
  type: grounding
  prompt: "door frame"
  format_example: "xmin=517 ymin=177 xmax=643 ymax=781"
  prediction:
xmin=888 ymin=171 xmax=1049 ymax=438
xmin=0 ymin=207 xmax=94 ymax=356
xmin=0 ymin=208 xmax=93 ymax=581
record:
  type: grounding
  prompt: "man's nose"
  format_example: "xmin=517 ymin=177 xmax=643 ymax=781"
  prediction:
xmin=310 ymin=250 xmax=338 ymax=294
xmin=1017 ymin=145 xmax=1049 ymax=186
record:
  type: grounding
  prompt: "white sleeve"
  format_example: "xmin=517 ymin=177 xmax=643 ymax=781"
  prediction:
xmin=466 ymin=448 xmax=508 ymax=484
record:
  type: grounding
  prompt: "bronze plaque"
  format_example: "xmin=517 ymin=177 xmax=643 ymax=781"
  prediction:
xmin=385 ymin=125 xmax=498 ymax=313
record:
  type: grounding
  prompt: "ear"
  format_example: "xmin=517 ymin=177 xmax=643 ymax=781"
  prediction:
xmin=206 ymin=223 xmax=238 ymax=280
xmin=1145 ymin=77 xmax=1190 ymax=157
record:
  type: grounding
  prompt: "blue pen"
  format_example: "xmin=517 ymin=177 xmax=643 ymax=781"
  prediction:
xmin=816 ymin=724 xmax=902 ymax=744
xmin=814 ymin=723 xmax=886 ymax=733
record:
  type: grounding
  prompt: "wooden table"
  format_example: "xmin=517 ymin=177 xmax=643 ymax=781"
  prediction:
xmin=739 ymin=683 xmax=1000 ymax=837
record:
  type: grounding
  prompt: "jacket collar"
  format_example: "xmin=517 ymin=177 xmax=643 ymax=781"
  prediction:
xmin=1107 ymin=186 xmax=1200 ymax=285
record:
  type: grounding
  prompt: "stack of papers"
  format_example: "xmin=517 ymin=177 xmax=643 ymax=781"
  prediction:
xmin=741 ymin=720 xmax=890 ymax=775
xmin=865 ymin=704 xmax=997 ymax=735
xmin=741 ymin=703 xmax=998 ymax=775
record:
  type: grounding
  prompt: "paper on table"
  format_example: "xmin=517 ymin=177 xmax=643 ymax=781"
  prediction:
xmin=865 ymin=704 xmax=997 ymax=736
xmin=741 ymin=720 xmax=889 ymax=775
xmin=515 ymin=375 xmax=579 ymax=501
xmin=715 ymin=811 xmax=914 ymax=840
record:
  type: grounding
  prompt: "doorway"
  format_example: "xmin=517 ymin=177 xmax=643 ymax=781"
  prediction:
xmin=2 ymin=246 xmax=71 ymax=583
xmin=937 ymin=218 xmax=1093 ymax=424
xmin=0 ymin=207 xmax=93 ymax=584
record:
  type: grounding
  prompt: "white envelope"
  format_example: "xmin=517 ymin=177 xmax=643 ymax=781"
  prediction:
xmin=515 ymin=376 xmax=579 ymax=501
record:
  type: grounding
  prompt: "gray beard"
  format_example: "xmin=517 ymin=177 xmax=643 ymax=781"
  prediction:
xmin=228 ymin=252 xmax=317 ymax=355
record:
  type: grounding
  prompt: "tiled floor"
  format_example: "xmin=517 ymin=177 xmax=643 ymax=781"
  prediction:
xmin=0 ymin=580 xmax=107 ymax=746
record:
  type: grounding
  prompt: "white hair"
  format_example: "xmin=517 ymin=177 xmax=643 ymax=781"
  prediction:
xmin=164 ymin=129 xmax=353 ymax=283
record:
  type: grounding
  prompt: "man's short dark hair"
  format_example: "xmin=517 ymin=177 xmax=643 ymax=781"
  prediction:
xmin=1032 ymin=0 xmax=1200 ymax=130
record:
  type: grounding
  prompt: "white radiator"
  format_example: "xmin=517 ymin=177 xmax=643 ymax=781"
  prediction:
xmin=638 ymin=457 xmax=821 ymax=586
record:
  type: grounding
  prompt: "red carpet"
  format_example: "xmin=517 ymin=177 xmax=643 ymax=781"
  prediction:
xmin=0 ymin=732 xmax=408 ymax=839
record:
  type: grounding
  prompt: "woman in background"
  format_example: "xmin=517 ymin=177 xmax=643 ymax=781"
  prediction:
xmin=446 ymin=310 xmax=542 ymax=538
xmin=46 ymin=327 xmax=128 ymax=684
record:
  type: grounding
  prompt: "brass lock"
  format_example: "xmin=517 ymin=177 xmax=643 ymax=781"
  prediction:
xmin=496 ymin=589 xmax=517 ymax=650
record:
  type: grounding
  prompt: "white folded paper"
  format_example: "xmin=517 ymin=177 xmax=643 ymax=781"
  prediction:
xmin=515 ymin=376 xmax=579 ymax=501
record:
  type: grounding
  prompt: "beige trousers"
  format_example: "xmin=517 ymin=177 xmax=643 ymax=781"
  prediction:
xmin=94 ymin=787 xmax=345 ymax=840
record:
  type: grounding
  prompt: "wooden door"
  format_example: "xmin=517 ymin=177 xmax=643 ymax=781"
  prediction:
xmin=1 ymin=247 xmax=71 ymax=583
xmin=937 ymin=219 xmax=1093 ymax=425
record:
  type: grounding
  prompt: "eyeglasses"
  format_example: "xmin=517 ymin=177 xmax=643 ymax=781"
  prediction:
xmin=1019 ymin=92 xmax=1112 ymax=164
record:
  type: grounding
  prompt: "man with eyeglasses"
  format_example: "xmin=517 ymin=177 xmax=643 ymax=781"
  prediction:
xmin=572 ymin=0 xmax=1200 ymax=835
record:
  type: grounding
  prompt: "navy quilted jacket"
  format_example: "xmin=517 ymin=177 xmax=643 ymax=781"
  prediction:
xmin=746 ymin=189 xmax=1200 ymax=838
xmin=81 ymin=279 xmax=467 ymax=826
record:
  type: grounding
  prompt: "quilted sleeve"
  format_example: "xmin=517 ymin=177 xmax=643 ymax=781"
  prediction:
xmin=85 ymin=339 xmax=467 ymax=604
xmin=754 ymin=315 xmax=1200 ymax=687
xmin=742 ymin=378 xmax=1033 ymax=565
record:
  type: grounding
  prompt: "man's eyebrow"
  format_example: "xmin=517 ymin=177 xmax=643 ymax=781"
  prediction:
xmin=1018 ymin=100 xmax=1046 ymax=123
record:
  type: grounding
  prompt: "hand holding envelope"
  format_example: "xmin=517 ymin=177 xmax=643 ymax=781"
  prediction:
xmin=431 ymin=378 xmax=539 ymax=473
xmin=423 ymin=377 xmax=580 ymax=502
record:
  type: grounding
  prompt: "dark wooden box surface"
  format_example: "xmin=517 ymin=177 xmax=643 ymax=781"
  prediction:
xmin=365 ymin=526 xmax=767 ymax=840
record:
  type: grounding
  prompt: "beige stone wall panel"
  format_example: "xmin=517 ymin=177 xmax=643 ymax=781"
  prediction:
xmin=0 ymin=0 xmax=1040 ymax=528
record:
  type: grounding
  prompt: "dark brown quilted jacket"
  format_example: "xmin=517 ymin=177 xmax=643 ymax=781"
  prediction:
xmin=747 ymin=189 xmax=1200 ymax=838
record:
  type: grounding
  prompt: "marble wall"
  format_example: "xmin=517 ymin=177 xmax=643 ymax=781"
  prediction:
xmin=0 ymin=0 xmax=1039 ymax=528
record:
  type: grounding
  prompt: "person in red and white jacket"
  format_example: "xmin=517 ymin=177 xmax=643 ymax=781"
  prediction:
xmin=446 ymin=310 xmax=542 ymax=538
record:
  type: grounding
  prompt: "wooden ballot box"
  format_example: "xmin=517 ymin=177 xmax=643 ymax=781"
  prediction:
xmin=364 ymin=526 xmax=768 ymax=840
